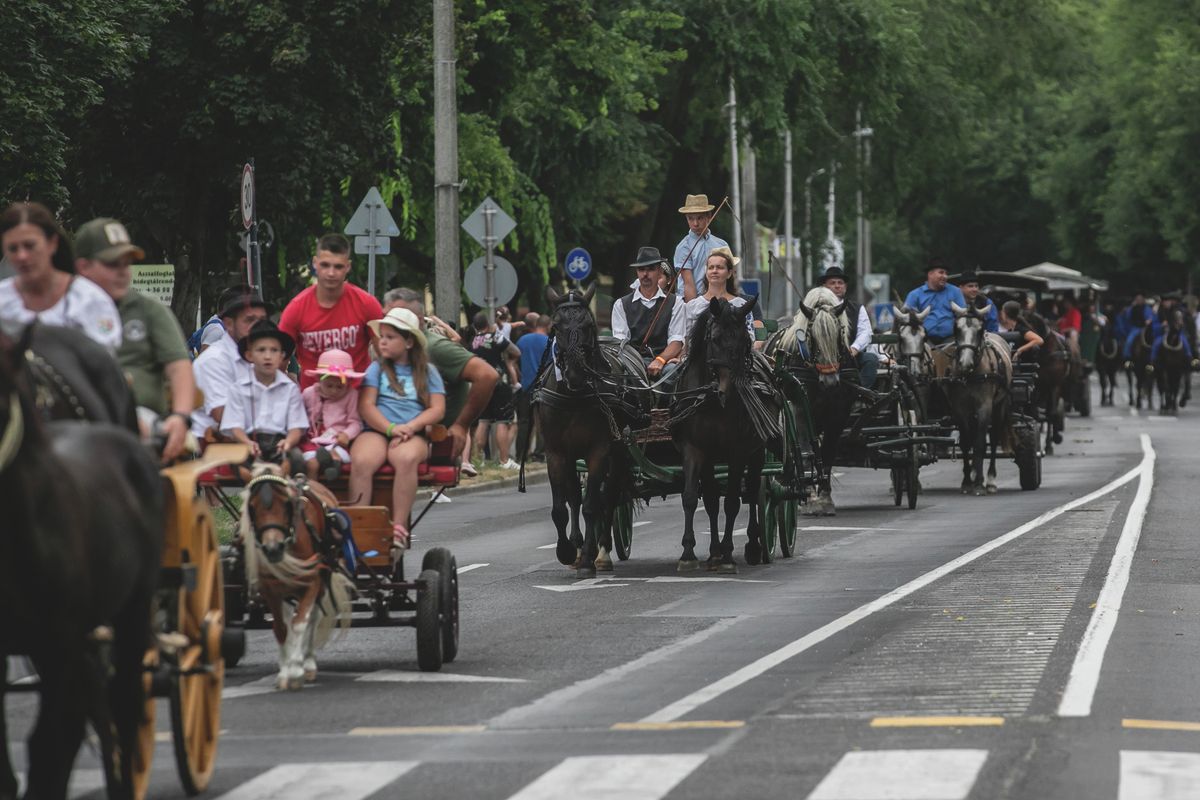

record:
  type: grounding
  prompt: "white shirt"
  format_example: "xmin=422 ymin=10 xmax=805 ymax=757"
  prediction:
xmin=610 ymin=286 xmax=686 ymax=346
xmin=852 ymin=304 xmax=872 ymax=353
xmin=0 ymin=274 xmax=122 ymax=352
xmin=220 ymin=369 xmax=308 ymax=436
xmin=682 ymin=295 xmax=755 ymax=345
xmin=192 ymin=330 xmax=252 ymax=436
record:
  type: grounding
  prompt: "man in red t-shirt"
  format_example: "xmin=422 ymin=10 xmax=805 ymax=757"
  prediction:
xmin=279 ymin=233 xmax=383 ymax=390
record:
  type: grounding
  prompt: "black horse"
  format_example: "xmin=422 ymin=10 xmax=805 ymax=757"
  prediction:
xmin=0 ymin=327 xmax=161 ymax=800
xmin=532 ymin=286 xmax=649 ymax=577
xmin=1094 ymin=318 xmax=1122 ymax=407
xmin=769 ymin=287 xmax=854 ymax=516
xmin=1127 ymin=323 xmax=1156 ymax=410
xmin=671 ymin=296 xmax=779 ymax=571
xmin=1155 ymin=308 xmax=1190 ymax=414
xmin=944 ymin=303 xmax=1012 ymax=495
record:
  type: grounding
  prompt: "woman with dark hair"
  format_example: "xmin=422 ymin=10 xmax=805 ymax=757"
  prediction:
xmin=1000 ymin=299 xmax=1045 ymax=361
xmin=0 ymin=202 xmax=121 ymax=350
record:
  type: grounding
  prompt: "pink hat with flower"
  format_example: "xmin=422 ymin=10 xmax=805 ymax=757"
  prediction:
xmin=303 ymin=348 xmax=367 ymax=383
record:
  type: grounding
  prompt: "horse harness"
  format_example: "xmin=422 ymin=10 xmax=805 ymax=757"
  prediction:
xmin=245 ymin=473 xmax=338 ymax=560
xmin=24 ymin=351 xmax=87 ymax=420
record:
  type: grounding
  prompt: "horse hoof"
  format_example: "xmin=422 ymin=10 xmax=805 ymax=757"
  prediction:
xmin=986 ymin=484 xmax=998 ymax=495
xmin=595 ymin=557 xmax=613 ymax=573
xmin=973 ymin=487 xmax=986 ymax=497
xmin=718 ymin=562 xmax=738 ymax=575
xmin=744 ymin=541 xmax=762 ymax=566
xmin=961 ymin=485 xmax=971 ymax=495
xmin=572 ymin=554 xmax=583 ymax=570
xmin=304 ymin=669 xmax=318 ymax=682
xmin=556 ymin=539 xmax=577 ymax=566
xmin=577 ymin=566 xmax=596 ymax=579
xmin=677 ymin=559 xmax=698 ymax=573
xmin=706 ymin=558 xmax=720 ymax=572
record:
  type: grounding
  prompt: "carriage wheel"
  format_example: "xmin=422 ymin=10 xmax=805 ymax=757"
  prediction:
xmin=132 ymin=653 xmax=157 ymax=800
xmin=758 ymin=477 xmax=778 ymax=564
xmin=613 ymin=500 xmax=634 ymax=561
xmin=905 ymin=447 xmax=920 ymax=510
xmin=170 ymin=498 xmax=224 ymax=795
xmin=1016 ymin=425 xmax=1042 ymax=491
xmin=777 ymin=489 xmax=798 ymax=558
xmin=415 ymin=569 xmax=443 ymax=672
xmin=422 ymin=548 xmax=459 ymax=663
xmin=890 ymin=468 xmax=903 ymax=507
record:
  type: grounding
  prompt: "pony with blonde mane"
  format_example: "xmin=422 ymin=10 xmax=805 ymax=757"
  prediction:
xmin=240 ymin=464 xmax=352 ymax=689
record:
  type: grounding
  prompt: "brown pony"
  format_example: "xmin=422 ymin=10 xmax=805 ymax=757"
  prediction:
xmin=240 ymin=466 xmax=352 ymax=690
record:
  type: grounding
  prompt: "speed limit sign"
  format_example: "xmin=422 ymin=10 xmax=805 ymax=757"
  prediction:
xmin=240 ymin=163 xmax=255 ymax=230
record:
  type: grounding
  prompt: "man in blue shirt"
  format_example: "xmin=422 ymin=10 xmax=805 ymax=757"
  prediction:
xmin=674 ymin=193 xmax=729 ymax=300
xmin=904 ymin=258 xmax=966 ymax=344
xmin=1118 ymin=294 xmax=1158 ymax=358
xmin=516 ymin=314 xmax=550 ymax=462
xmin=954 ymin=270 xmax=999 ymax=333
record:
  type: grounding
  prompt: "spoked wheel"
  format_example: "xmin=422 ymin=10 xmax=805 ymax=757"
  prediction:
xmin=776 ymin=402 xmax=800 ymax=559
xmin=890 ymin=467 xmax=903 ymax=506
xmin=905 ymin=446 xmax=920 ymax=510
xmin=612 ymin=500 xmax=633 ymax=561
xmin=777 ymin=490 xmax=798 ymax=558
xmin=415 ymin=569 xmax=443 ymax=672
xmin=422 ymin=548 xmax=459 ymax=663
xmin=132 ymin=653 xmax=157 ymax=800
xmin=170 ymin=498 xmax=224 ymax=795
xmin=756 ymin=477 xmax=778 ymax=564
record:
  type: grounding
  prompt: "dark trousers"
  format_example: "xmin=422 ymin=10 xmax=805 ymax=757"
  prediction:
xmin=857 ymin=351 xmax=879 ymax=389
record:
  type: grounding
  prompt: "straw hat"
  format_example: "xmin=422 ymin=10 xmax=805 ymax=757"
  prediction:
xmin=303 ymin=348 xmax=367 ymax=383
xmin=368 ymin=307 xmax=427 ymax=348
xmin=707 ymin=245 xmax=741 ymax=268
xmin=678 ymin=194 xmax=716 ymax=214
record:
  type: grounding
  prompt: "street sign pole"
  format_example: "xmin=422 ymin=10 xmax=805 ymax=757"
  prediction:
xmin=241 ymin=160 xmax=261 ymax=293
xmin=484 ymin=205 xmax=496 ymax=324
xmin=367 ymin=201 xmax=377 ymax=297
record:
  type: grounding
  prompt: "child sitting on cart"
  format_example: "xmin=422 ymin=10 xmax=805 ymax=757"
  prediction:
xmin=221 ymin=319 xmax=309 ymax=477
xmin=301 ymin=348 xmax=365 ymax=482
xmin=349 ymin=308 xmax=446 ymax=558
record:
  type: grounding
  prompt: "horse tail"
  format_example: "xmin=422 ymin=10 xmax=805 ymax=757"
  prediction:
xmin=312 ymin=571 xmax=354 ymax=649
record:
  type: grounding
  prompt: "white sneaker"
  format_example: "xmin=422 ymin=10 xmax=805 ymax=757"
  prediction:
xmin=460 ymin=462 xmax=479 ymax=477
xmin=499 ymin=459 xmax=520 ymax=470
xmin=433 ymin=492 xmax=452 ymax=504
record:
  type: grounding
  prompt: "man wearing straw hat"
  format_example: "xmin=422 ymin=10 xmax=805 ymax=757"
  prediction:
xmin=611 ymin=246 xmax=685 ymax=380
xmin=674 ymin=193 xmax=729 ymax=301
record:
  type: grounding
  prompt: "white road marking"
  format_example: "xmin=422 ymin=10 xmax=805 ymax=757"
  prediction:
xmin=536 ymin=543 xmax=557 ymax=550
xmin=457 ymin=562 xmax=489 ymax=574
xmin=640 ymin=440 xmax=1153 ymax=723
xmin=506 ymin=754 xmax=706 ymax=800
xmin=1119 ymin=751 xmax=1200 ymax=800
xmin=633 ymin=520 xmax=653 ymax=527
xmin=213 ymin=762 xmax=417 ymax=800
xmin=222 ymin=675 xmax=281 ymax=699
xmin=1058 ymin=433 xmax=1155 ymax=717
xmin=807 ymin=749 xmax=988 ymax=800
xmin=799 ymin=525 xmax=901 ymax=531
xmin=490 ymin=617 xmax=741 ymax=728
xmin=17 ymin=769 xmax=105 ymax=799
xmin=535 ymin=579 xmax=631 ymax=593
xmin=356 ymin=670 xmax=527 ymax=683
xmin=536 ymin=576 xmax=769 ymax=592
xmin=1145 ymin=416 xmax=1177 ymax=422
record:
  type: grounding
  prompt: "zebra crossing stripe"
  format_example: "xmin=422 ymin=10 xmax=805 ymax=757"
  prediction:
xmin=212 ymin=762 xmax=418 ymax=800
xmin=807 ymin=750 xmax=989 ymax=800
xmin=1120 ymin=751 xmax=1200 ymax=800
xmin=506 ymin=754 xmax=706 ymax=800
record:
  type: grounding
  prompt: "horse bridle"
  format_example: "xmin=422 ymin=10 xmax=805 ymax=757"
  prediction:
xmin=0 ymin=391 xmax=24 ymax=473
xmin=245 ymin=473 xmax=304 ymax=547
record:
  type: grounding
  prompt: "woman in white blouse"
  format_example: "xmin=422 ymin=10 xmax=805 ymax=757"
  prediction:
xmin=682 ymin=246 xmax=755 ymax=345
xmin=0 ymin=202 xmax=122 ymax=352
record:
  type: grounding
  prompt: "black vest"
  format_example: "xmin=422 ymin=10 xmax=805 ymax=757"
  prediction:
xmin=622 ymin=293 xmax=674 ymax=352
xmin=845 ymin=299 xmax=860 ymax=344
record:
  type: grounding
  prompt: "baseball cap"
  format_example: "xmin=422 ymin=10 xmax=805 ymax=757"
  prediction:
xmin=74 ymin=218 xmax=146 ymax=262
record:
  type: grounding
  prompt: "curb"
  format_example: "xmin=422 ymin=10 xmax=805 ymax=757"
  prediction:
xmin=418 ymin=466 xmax=549 ymax=499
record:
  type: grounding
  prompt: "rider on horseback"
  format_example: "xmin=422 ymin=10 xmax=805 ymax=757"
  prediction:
xmin=1117 ymin=293 xmax=1157 ymax=359
xmin=819 ymin=266 xmax=878 ymax=388
xmin=998 ymin=301 xmax=1045 ymax=360
xmin=903 ymin=258 xmax=966 ymax=345
xmin=610 ymin=246 xmax=685 ymax=382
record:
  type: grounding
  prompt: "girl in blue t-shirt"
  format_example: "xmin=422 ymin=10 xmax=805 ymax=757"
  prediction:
xmin=350 ymin=308 xmax=445 ymax=554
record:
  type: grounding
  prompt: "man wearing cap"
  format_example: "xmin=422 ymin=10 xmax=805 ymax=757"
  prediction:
xmin=191 ymin=286 xmax=270 ymax=438
xmin=903 ymin=258 xmax=967 ymax=345
xmin=74 ymin=218 xmax=195 ymax=461
xmin=611 ymin=246 xmax=685 ymax=379
xmin=820 ymin=266 xmax=878 ymax=389
xmin=279 ymin=232 xmax=383 ymax=390
xmin=953 ymin=270 xmax=999 ymax=333
xmin=674 ymin=194 xmax=729 ymax=301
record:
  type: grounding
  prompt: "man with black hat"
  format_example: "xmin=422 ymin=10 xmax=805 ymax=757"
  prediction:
xmin=611 ymin=246 xmax=685 ymax=379
xmin=191 ymin=286 xmax=270 ymax=438
xmin=904 ymin=257 xmax=967 ymax=345
xmin=74 ymin=217 xmax=195 ymax=462
xmin=953 ymin=270 xmax=999 ymax=333
xmin=820 ymin=266 xmax=878 ymax=389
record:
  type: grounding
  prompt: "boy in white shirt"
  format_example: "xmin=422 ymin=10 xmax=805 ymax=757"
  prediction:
xmin=221 ymin=319 xmax=308 ymax=473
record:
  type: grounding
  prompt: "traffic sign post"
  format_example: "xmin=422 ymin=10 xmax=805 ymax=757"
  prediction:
xmin=564 ymin=247 xmax=592 ymax=284
xmin=462 ymin=198 xmax=517 ymax=323
xmin=345 ymin=187 xmax=401 ymax=297
xmin=240 ymin=161 xmax=261 ymax=293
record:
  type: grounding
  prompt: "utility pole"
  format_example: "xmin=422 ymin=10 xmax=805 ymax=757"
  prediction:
xmin=804 ymin=167 xmax=825 ymax=290
xmin=433 ymin=0 xmax=461 ymax=325
xmin=784 ymin=129 xmax=794 ymax=313
xmin=727 ymin=77 xmax=743 ymax=277
xmin=826 ymin=160 xmax=836 ymax=243
xmin=853 ymin=105 xmax=874 ymax=307
xmin=741 ymin=133 xmax=758 ymax=279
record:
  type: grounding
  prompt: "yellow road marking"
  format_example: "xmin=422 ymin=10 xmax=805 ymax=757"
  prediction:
xmin=348 ymin=725 xmax=487 ymax=736
xmin=611 ymin=720 xmax=745 ymax=731
xmin=1123 ymin=719 xmax=1200 ymax=732
xmin=870 ymin=716 xmax=1005 ymax=728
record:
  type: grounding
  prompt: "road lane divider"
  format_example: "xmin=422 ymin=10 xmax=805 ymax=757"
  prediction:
xmin=1123 ymin=719 xmax=1200 ymax=732
xmin=611 ymin=720 xmax=745 ymax=731
xmin=639 ymin=440 xmax=1152 ymax=724
xmin=348 ymin=725 xmax=486 ymax=736
xmin=1058 ymin=433 xmax=1155 ymax=718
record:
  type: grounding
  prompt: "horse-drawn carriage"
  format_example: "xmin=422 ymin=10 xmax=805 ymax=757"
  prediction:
xmin=200 ymin=430 xmax=461 ymax=675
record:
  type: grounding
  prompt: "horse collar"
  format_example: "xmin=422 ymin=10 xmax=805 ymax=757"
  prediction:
xmin=0 ymin=392 xmax=25 ymax=473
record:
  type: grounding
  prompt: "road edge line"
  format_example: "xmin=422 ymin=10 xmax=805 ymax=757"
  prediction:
xmin=639 ymin=453 xmax=1148 ymax=724
xmin=1057 ymin=432 xmax=1155 ymax=717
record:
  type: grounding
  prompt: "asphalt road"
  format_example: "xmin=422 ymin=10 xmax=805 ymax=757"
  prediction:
xmin=8 ymin=383 xmax=1200 ymax=800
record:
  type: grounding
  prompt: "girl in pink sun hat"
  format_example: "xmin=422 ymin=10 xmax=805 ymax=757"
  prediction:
xmin=301 ymin=348 xmax=366 ymax=482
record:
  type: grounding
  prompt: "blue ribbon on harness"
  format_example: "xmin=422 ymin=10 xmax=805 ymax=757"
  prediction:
xmin=331 ymin=508 xmax=370 ymax=570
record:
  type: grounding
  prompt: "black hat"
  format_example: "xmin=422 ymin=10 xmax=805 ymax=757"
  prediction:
xmin=238 ymin=319 xmax=295 ymax=360
xmin=951 ymin=270 xmax=980 ymax=286
xmin=927 ymin=257 xmax=948 ymax=273
xmin=218 ymin=286 xmax=272 ymax=319
xmin=629 ymin=246 xmax=667 ymax=269
xmin=819 ymin=266 xmax=848 ymax=283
